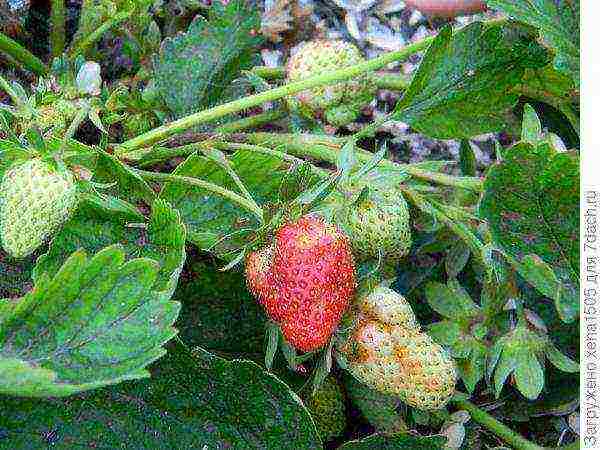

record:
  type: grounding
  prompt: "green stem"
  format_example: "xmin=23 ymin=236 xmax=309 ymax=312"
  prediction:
xmin=402 ymin=186 xmax=486 ymax=265
xmin=251 ymin=66 xmax=285 ymax=80
xmin=0 ymin=32 xmax=47 ymax=75
xmin=115 ymin=36 xmax=434 ymax=154
xmin=69 ymin=10 xmax=133 ymax=58
xmin=133 ymin=168 xmax=263 ymax=221
xmin=452 ymin=399 xmax=543 ymax=450
xmin=215 ymin=109 xmax=286 ymax=133
xmin=252 ymin=66 xmax=410 ymax=91
xmin=240 ymin=132 xmax=483 ymax=191
xmin=50 ymin=0 xmax=66 ymax=57
xmin=374 ymin=72 xmax=411 ymax=91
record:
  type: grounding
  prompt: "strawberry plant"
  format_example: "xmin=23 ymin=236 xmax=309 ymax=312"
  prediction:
xmin=0 ymin=0 xmax=580 ymax=448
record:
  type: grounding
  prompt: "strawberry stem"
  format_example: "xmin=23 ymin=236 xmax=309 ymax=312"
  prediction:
xmin=452 ymin=398 xmax=545 ymax=450
xmin=132 ymin=168 xmax=264 ymax=221
xmin=0 ymin=32 xmax=48 ymax=75
xmin=115 ymin=33 xmax=435 ymax=154
xmin=68 ymin=9 xmax=134 ymax=59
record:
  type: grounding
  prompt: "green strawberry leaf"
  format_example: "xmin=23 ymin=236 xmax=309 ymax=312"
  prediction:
xmin=172 ymin=261 xmax=266 ymax=356
xmin=513 ymin=351 xmax=545 ymax=400
xmin=456 ymin=342 xmax=487 ymax=394
xmin=344 ymin=374 xmax=407 ymax=435
xmin=487 ymin=0 xmax=580 ymax=87
xmin=0 ymin=243 xmax=181 ymax=397
xmin=480 ymin=143 xmax=579 ymax=321
xmin=153 ymin=0 xmax=262 ymax=117
xmin=445 ymin=240 xmax=471 ymax=278
xmin=0 ymin=344 xmax=321 ymax=448
xmin=34 ymin=199 xmax=186 ymax=295
xmin=428 ymin=320 xmax=462 ymax=349
xmin=92 ymin=150 xmax=157 ymax=204
xmin=511 ymin=253 xmax=561 ymax=302
xmin=393 ymin=21 xmax=549 ymax=139
xmin=159 ymin=149 xmax=288 ymax=257
xmin=544 ymin=343 xmax=579 ymax=373
xmin=521 ymin=103 xmax=543 ymax=144
xmin=424 ymin=280 xmax=479 ymax=321
xmin=339 ymin=433 xmax=446 ymax=449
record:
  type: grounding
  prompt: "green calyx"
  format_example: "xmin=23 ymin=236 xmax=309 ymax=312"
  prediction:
xmin=0 ymin=158 xmax=78 ymax=258
xmin=285 ymin=40 xmax=376 ymax=127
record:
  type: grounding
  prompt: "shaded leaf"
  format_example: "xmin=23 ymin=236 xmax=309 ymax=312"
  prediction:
xmin=488 ymin=0 xmax=580 ymax=87
xmin=172 ymin=261 xmax=267 ymax=356
xmin=344 ymin=374 xmax=406 ymax=435
xmin=0 ymin=344 xmax=321 ymax=448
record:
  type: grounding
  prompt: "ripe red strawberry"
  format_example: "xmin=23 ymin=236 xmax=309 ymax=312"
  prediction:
xmin=245 ymin=244 xmax=287 ymax=322
xmin=245 ymin=215 xmax=356 ymax=352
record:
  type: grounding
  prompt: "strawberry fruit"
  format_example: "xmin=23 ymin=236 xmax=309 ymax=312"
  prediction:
xmin=245 ymin=215 xmax=356 ymax=352
xmin=0 ymin=159 xmax=78 ymax=259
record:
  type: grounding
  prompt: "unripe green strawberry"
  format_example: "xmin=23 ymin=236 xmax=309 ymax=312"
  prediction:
xmin=345 ymin=321 xmax=457 ymax=410
xmin=358 ymin=286 xmax=419 ymax=330
xmin=304 ymin=376 xmax=346 ymax=441
xmin=285 ymin=40 xmax=376 ymax=127
xmin=341 ymin=183 xmax=412 ymax=262
xmin=0 ymin=159 xmax=78 ymax=258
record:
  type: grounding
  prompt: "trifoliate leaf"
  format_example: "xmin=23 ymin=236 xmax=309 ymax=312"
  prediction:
xmin=480 ymin=143 xmax=579 ymax=321
xmin=0 ymin=344 xmax=321 ymax=448
xmin=488 ymin=0 xmax=579 ymax=87
xmin=153 ymin=0 xmax=262 ymax=117
xmin=0 ymin=244 xmax=181 ymax=397
xmin=393 ymin=21 xmax=549 ymax=139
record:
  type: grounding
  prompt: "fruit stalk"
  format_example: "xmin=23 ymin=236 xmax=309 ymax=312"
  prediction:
xmin=451 ymin=399 xmax=545 ymax=450
xmin=0 ymin=32 xmax=47 ymax=75
xmin=133 ymin=168 xmax=264 ymax=220
xmin=115 ymin=18 xmax=505 ymax=155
